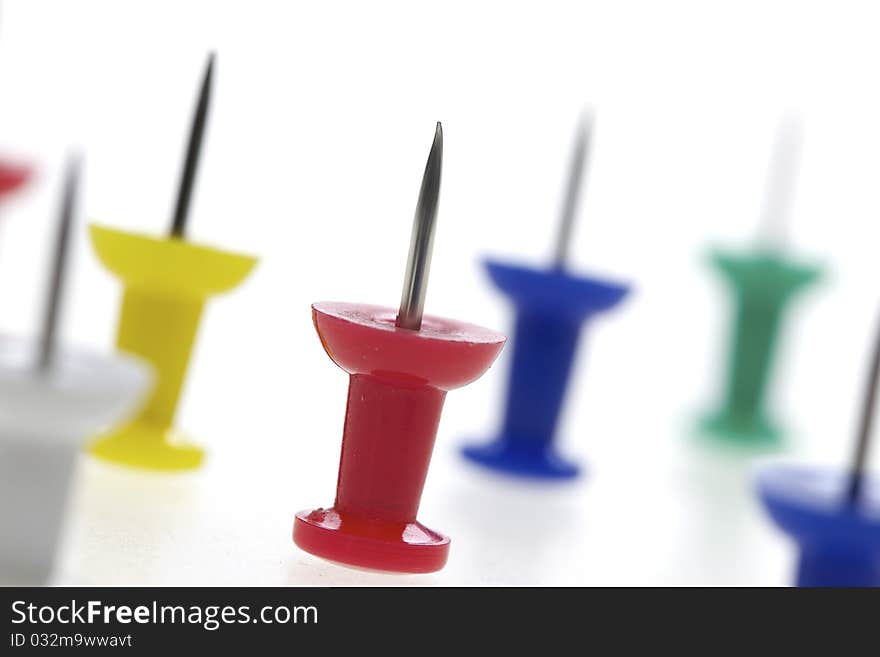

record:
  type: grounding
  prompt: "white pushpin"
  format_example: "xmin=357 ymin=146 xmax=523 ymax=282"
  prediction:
xmin=0 ymin=157 xmax=152 ymax=584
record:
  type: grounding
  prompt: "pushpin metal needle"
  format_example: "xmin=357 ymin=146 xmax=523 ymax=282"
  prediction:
xmin=553 ymin=112 xmax=593 ymax=268
xmin=170 ymin=52 xmax=214 ymax=239
xmin=396 ymin=122 xmax=443 ymax=331
xmin=756 ymin=115 xmax=803 ymax=251
xmin=846 ymin=312 xmax=880 ymax=504
xmin=38 ymin=156 xmax=80 ymax=371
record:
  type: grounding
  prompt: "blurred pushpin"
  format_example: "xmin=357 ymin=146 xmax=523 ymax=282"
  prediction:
xmin=0 ymin=160 xmax=30 ymax=200
xmin=0 ymin=4 xmax=32 ymax=204
xmin=293 ymin=124 xmax=506 ymax=573
xmin=699 ymin=116 xmax=822 ymax=444
xmin=87 ymin=53 xmax=257 ymax=471
xmin=758 ymin=309 xmax=880 ymax=586
xmin=461 ymin=113 xmax=630 ymax=479
xmin=0 ymin=12 xmax=32 ymax=204
xmin=0 ymin=157 xmax=151 ymax=584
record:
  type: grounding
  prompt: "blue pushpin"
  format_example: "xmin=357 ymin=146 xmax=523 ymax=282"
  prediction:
xmin=461 ymin=114 xmax=630 ymax=479
xmin=758 ymin=309 xmax=880 ymax=586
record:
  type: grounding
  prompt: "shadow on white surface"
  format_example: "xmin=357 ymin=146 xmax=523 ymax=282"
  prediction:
xmin=284 ymin=555 xmax=439 ymax=587
xmin=662 ymin=432 xmax=792 ymax=585
xmin=58 ymin=457 xmax=202 ymax=585
xmin=440 ymin=465 xmax=591 ymax=586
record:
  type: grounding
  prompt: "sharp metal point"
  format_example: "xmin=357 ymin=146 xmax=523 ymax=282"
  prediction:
xmin=37 ymin=155 xmax=80 ymax=372
xmin=553 ymin=111 xmax=594 ymax=268
xmin=170 ymin=52 xmax=215 ymax=239
xmin=756 ymin=115 xmax=803 ymax=251
xmin=396 ymin=122 xmax=443 ymax=331
xmin=846 ymin=311 xmax=880 ymax=505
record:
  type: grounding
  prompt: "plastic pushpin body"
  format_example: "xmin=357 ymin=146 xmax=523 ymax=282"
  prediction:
xmin=293 ymin=302 xmax=505 ymax=573
xmin=87 ymin=225 xmax=256 ymax=471
xmin=758 ymin=464 xmax=880 ymax=586
xmin=0 ymin=337 xmax=150 ymax=584
xmin=461 ymin=259 xmax=629 ymax=479
xmin=0 ymin=161 xmax=31 ymax=199
xmin=700 ymin=249 xmax=821 ymax=444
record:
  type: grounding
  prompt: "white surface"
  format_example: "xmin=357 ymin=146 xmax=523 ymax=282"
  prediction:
xmin=0 ymin=0 xmax=877 ymax=585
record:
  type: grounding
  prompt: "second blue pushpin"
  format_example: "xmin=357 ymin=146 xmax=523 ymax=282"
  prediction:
xmin=757 ymin=307 xmax=880 ymax=586
xmin=462 ymin=114 xmax=630 ymax=479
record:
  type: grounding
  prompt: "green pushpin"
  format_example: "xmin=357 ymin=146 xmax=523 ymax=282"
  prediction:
xmin=700 ymin=117 xmax=823 ymax=444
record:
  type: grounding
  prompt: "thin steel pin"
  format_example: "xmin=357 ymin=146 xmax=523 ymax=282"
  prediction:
xmin=846 ymin=311 xmax=880 ymax=504
xmin=170 ymin=52 xmax=214 ymax=238
xmin=396 ymin=122 xmax=443 ymax=331
xmin=553 ymin=112 xmax=594 ymax=268
xmin=756 ymin=115 xmax=803 ymax=251
xmin=37 ymin=155 xmax=80 ymax=371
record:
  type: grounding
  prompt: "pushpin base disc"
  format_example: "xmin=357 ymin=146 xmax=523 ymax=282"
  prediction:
xmin=89 ymin=424 xmax=204 ymax=471
xmin=293 ymin=508 xmax=449 ymax=574
xmin=699 ymin=411 xmax=782 ymax=445
xmin=461 ymin=439 xmax=580 ymax=480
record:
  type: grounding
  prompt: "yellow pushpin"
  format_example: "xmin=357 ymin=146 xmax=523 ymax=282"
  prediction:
xmin=89 ymin=53 xmax=257 ymax=471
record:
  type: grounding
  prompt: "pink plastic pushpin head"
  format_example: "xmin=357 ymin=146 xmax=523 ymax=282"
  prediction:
xmin=293 ymin=302 xmax=505 ymax=573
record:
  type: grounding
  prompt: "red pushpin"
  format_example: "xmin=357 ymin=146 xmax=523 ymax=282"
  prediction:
xmin=293 ymin=124 xmax=506 ymax=573
xmin=0 ymin=160 xmax=31 ymax=201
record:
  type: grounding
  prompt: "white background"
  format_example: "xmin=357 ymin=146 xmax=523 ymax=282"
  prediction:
xmin=1 ymin=0 xmax=878 ymax=585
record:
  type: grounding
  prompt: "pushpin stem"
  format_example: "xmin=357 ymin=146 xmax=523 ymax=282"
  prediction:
xmin=170 ymin=52 xmax=214 ymax=239
xmin=461 ymin=262 xmax=629 ymax=479
xmin=720 ymin=290 xmax=784 ymax=423
xmin=846 ymin=311 xmax=880 ymax=504
xmin=553 ymin=114 xmax=592 ymax=269
xmin=336 ymin=374 xmax=445 ymax=522
xmin=396 ymin=123 xmax=443 ymax=331
xmin=500 ymin=311 xmax=581 ymax=450
xmin=116 ymin=290 xmax=203 ymax=427
xmin=38 ymin=157 xmax=79 ymax=371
